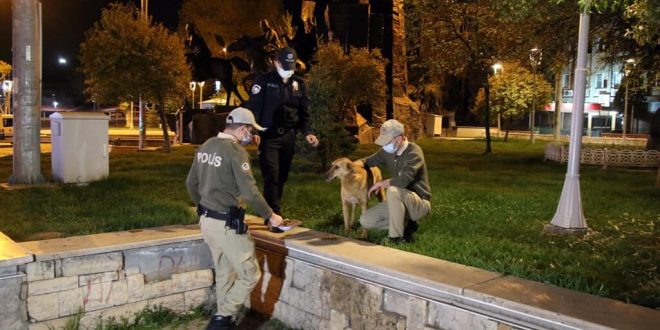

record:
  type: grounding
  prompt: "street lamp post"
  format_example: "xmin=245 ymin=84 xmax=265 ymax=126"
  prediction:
xmin=189 ymin=82 xmax=196 ymax=109
xmin=548 ymin=11 xmax=590 ymax=233
xmin=529 ymin=48 xmax=542 ymax=143
xmin=1 ymin=80 xmax=12 ymax=114
xmin=197 ymin=81 xmax=205 ymax=109
xmin=623 ymin=58 xmax=634 ymax=139
xmin=492 ymin=63 xmax=503 ymax=137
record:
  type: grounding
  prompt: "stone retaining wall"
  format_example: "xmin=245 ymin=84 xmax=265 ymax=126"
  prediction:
xmin=1 ymin=219 xmax=658 ymax=330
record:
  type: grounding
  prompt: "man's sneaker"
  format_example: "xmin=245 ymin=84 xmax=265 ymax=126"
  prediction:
xmin=206 ymin=315 xmax=236 ymax=330
xmin=403 ymin=221 xmax=419 ymax=242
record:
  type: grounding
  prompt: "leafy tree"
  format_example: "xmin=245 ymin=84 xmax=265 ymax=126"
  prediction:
xmin=473 ymin=61 xmax=553 ymax=141
xmin=304 ymin=42 xmax=387 ymax=170
xmin=79 ymin=3 xmax=190 ymax=152
xmin=0 ymin=60 xmax=10 ymax=114
xmin=0 ymin=60 xmax=10 ymax=80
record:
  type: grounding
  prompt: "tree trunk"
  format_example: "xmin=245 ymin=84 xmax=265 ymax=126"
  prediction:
xmin=158 ymin=100 xmax=171 ymax=153
xmin=9 ymin=0 xmax=44 ymax=184
xmin=553 ymin=72 xmax=563 ymax=142
xmin=483 ymin=79 xmax=492 ymax=154
xmin=505 ymin=130 xmax=510 ymax=142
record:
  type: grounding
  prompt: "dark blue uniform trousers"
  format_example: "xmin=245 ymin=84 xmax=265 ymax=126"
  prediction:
xmin=258 ymin=130 xmax=296 ymax=214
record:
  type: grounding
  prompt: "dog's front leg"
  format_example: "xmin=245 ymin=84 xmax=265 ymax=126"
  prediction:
xmin=358 ymin=201 xmax=368 ymax=239
xmin=342 ymin=201 xmax=351 ymax=232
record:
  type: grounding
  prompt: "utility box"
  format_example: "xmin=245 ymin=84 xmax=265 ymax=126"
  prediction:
xmin=425 ymin=113 xmax=442 ymax=137
xmin=50 ymin=112 xmax=109 ymax=183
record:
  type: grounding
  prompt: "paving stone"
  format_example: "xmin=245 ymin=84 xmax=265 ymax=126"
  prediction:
xmin=25 ymin=261 xmax=54 ymax=281
xmin=383 ymin=289 xmax=408 ymax=316
xmin=82 ymin=279 xmax=114 ymax=311
xmin=148 ymin=293 xmax=185 ymax=314
xmin=78 ymin=271 xmax=119 ymax=286
xmin=427 ymin=301 xmax=498 ymax=330
xmin=28 ymin=276 xmax=78 ymax=295
xmin=58 ymin=287 xmax=83 ymax=317
xmin=112 ymin=280 xmax=128 ymax=306
xmin=329 ymin=309 xmax=349 ymax=330
xmin=80 ymin=300 xmax=148 ymax=329
xmin=184 ymin=287 xmax=213 ymax=311
xmin=0 ymin=265 xmax=18 ymax=277
xmin=124 ymin=241 xmax=213 ymax=283
xmin=406 ymin=296 xmax=427 ymax=330
xmin=27 ymin=292 xmax=59 ymax=321
xmin=172 ymin=269 xmax=214 ymax=292
xmin=0 ymin=275 xmax=28 ymax=330
xmin=60 ymin=252 xmax=122 ymax=276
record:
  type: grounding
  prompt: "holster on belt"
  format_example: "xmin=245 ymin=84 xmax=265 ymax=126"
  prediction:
xmin=226 ymin=206 xmax=248 ymax=235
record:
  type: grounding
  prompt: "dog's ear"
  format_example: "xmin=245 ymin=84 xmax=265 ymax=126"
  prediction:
xmin=345 ymin=161 xmax=355 ymax=172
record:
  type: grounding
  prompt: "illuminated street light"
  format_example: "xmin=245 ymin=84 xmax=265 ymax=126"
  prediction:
xmin=1 ymin=80 xmax=12 ymax=114
xmin=53 ymin=101 xmax=58 ymax=109
xmin=189 ymin=82 xmax=196 ymax=109
xmin=58 ymin=57 xmax=67 ymax=65
xmin=197 ymin=81 xmax=205 ymax=108
xmin=529 ymin=48 xmax=543 ymax=143
xmin=492 ymin=63 xmax=502 ymax=136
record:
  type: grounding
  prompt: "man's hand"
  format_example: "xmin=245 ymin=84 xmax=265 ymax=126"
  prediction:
xmin=269 ymin=213 xmax=283 ymax=227
xmin=305 ymin=134 xmax=319 ymax=147
xmin=253 ymin=135 xmax=261 ymax=146
xmin=368 ymin=179 xmax=391 ymax=197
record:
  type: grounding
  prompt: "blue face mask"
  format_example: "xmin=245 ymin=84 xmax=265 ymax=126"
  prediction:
xmin=240 ymin=127 xmax=253 ymax=145
xmin=383 ymin=138 xmax=399 ymax=154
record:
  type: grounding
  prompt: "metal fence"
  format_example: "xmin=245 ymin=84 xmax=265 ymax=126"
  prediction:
xmin=545 ymin=144 xmax=660 ymax=168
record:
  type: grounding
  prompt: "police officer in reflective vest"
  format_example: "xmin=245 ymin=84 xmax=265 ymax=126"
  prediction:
xmin=186 ymin=107 xmax=283 ymax=329
xmin=246 ymin=47 xmax=319 ymax=220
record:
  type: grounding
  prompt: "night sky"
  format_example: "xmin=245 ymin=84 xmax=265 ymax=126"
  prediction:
xmin=0 ymin=0 xmax=182 ymax=84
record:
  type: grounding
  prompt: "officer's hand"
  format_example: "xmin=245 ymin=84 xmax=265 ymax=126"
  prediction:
xmin=253 ymin=135 xmax=261 ymax=146
xmin=269 ymin=213 xmax=283 ymax=227
xmin=306 ymin=134 xmax=319 ymax=147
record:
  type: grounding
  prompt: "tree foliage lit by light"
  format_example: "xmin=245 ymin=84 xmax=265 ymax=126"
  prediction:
xmin=79 ymin=3 xmax=190 ymax=106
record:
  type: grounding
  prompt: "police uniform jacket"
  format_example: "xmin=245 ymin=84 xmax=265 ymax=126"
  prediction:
xmin=245 ymin=71 xmax=313 ymax=136
xmin=186 ymin=133 xmax=273 ymax=218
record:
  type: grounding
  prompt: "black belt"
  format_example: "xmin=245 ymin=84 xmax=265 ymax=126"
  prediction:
xmin=197 ymin=205 xmax=229 ymax=221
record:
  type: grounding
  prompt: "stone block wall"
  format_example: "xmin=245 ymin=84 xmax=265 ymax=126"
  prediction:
xmin=3 ymin=221 xmax=657 ymax=330
xmin=19 ymin=237 xmax=216 ymax=330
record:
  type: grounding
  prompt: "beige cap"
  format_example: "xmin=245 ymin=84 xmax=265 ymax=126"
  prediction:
xmin=226 ymin=107 xmax=265 ymax=131
xmin=375 ymin=119 xmax=404 ymax=145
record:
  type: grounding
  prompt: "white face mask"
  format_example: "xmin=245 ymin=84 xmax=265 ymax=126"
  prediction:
xmin=382 ymin=138 xmax=399 ymax=154
xmin=240 ymin=127 xmax=253 ymax=145
xmin=276 ymin=63 xmax=294 ymax=79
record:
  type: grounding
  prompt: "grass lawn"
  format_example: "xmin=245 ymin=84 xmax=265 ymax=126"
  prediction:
xmin=0 ymin=139 xmax=657 ymax=308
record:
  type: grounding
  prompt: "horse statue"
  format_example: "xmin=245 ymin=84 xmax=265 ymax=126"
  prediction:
xmin=226 ymin=20 xmax=307 ymax=91
xmin=184 ymin=23 xmax=250 ymax=106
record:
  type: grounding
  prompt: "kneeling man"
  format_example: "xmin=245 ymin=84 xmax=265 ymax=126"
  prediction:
xmin=355 ymin=119 xmax=432 ymax=243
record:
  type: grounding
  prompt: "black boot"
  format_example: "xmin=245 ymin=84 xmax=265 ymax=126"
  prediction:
xmin=403 ymin=221 xmax=418 ymax=242
xmin=206 ymin=315 xmax=236 ymax=330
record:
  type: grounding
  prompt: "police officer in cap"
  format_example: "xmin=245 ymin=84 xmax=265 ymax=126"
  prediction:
xmin=186 ymin=107 xmax=283 ymax=329
xmin=246 ymin=47 xmax=319 ymax=223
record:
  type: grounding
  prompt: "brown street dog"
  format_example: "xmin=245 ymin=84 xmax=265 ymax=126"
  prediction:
xmin=324 ymin=157 xmax=386 ymax=233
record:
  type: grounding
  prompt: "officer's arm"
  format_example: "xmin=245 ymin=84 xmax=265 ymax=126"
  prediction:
xmin=231 ymin=150 xmax=273 ymax=219
xmin=185 ymin=158 xmax=202 ymax=204
xmin=298 ymin=79 xmax=313 ymax=136
xmin=245 ymin=76 xmax=266 ymax=130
